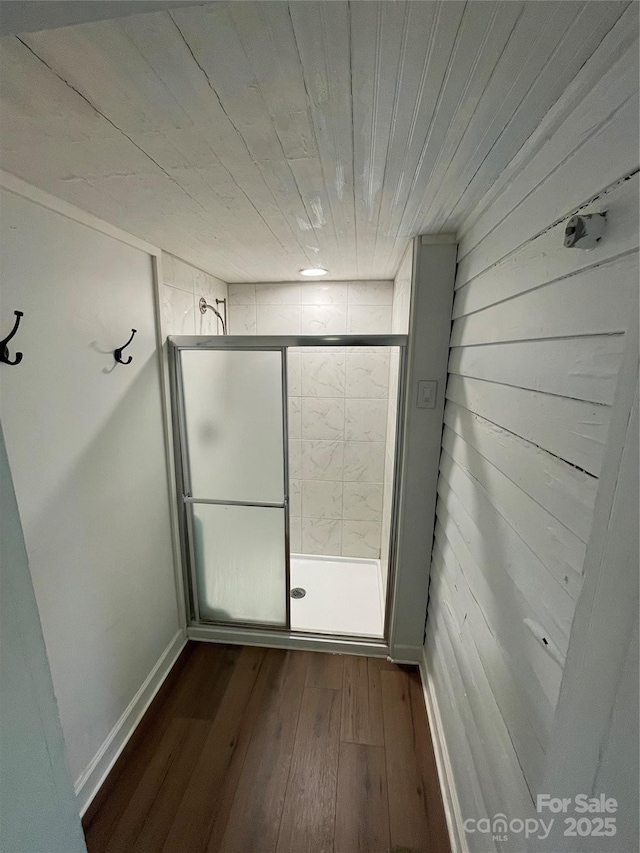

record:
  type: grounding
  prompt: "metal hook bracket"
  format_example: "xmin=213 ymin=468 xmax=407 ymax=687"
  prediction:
xmin=114 ymin=328 xmax=137 ymax=365
xmin=1 ymin=310 xmax=24 ymax=366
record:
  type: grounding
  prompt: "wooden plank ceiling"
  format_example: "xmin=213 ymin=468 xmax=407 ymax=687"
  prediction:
xmin=0 ymin=1 xmax=629 ymax=281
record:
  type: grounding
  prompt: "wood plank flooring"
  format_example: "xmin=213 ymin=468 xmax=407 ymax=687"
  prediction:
xmin=83 ymin=642 xmax=450 ymax=853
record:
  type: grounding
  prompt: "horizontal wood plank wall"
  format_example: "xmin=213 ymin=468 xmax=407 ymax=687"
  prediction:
xmin=424 ymin=5 xmax=639 ymax=846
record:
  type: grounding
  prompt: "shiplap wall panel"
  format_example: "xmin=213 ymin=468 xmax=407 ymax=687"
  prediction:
xmin=403 ymin=0 xmax=580 ymax=229
xmin=452 ymin=25 xmax=638 ymax=250
xmin=437 ymin=472 xmax=573 ymax=654
xmin=441 ymin=429 xmax=585 ymax=595
xmin=448 ymin=336 xmax=625 ymax=405
xmin=430 ymin=555 xmax=547 ymax=795
xmin=452 ymin=249 xmax=637 ymax=348
xmin=425 ymin=621 xmax=491 ymax=833
xmin=427 ymin=615 xmax=510 ymax=831
xmin=455 ymin=93 xmax=639 ymax=285
xmin=433 ymin=519 xmax=562 ymax=724
xmin=433 ymin=528 xmax=560 ymax=737
xmin=446 ymin=375 xmax=610 ymax=477
xmin=457 ymin=2 xmax=638 ymax=240
xmin=426 ymin=9 xmax=638 ymax=842
xmin=453 ymin=174 xmax=639 ymax=316
xmin=444 ymin=401 xmax=598 ymax=543
xmin=428 ymin=594 xmax=536 ymax=826
xmin=456 ymin=35 xmax=639 ymax=262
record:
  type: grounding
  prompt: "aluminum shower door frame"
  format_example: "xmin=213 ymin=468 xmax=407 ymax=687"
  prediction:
xmin=168 ymin=334 xmax=409 ymax=654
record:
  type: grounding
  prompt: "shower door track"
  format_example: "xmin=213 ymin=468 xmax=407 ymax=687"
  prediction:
xmin=168 ymin=334 xmax=409 ymax=658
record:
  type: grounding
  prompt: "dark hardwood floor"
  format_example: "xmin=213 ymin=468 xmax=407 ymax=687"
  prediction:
xmin=83 ymin=642 xmax=450 ymax=853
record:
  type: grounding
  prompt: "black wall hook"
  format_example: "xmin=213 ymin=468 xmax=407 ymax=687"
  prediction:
xmin=1 ymin=310 xmax=24 ymax=366
xmin=114 ymin=328 xmax=137 ymax=365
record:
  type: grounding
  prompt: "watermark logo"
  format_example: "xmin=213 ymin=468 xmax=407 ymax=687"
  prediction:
xmin=463 ymin=795 xmax=617 ymax=842
xmin=463 ymin=814 xmax=553 ymax=842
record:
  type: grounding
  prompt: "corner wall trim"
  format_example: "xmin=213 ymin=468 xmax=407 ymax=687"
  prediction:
xmin=74 ymin=629 xmax=186 ymax=816
xmin=389 ymin=643 xmax=423 ymax=664
xmin=419 ymin=648 xmax=469 ymax=853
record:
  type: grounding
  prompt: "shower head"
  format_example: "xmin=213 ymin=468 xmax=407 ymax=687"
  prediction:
xmin=199 ymin=297 xmax=227 ymax=335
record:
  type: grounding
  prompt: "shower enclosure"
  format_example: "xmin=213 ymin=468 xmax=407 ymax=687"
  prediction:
xmin=169 ymin=335 xmax=407 ymax=647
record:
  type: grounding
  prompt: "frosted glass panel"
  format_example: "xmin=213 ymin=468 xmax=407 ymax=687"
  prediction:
xmin=181 ymin=349 xmax=285 ymax=503
xmin=192 ymin=503 xmax=287 ymax=625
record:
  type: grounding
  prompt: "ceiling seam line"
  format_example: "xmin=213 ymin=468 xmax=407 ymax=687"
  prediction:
xmin=14 ymin=37 xmax=214 ymax=218
xmin=225 ymin=10 xmax=334 ymax=268
xmin=397 ymin=1 xmax=524 ymax=248
xmin=168 ymin=10 xmax=317 ymax=268
xmin=287 ymin=1 xmax=346 ymax=275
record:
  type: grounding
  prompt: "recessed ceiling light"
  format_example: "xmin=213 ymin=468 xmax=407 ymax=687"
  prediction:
xmin=300 ymin=267 xmax=328 ymax=276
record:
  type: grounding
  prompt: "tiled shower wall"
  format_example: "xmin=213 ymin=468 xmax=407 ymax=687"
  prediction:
xmin=160 ymin=252 xmax=228 ymax=338
xmin=228 ymin=280 xmax=397 ymax=560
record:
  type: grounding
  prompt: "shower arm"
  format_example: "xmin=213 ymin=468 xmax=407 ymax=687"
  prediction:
xmin=198 ymin=297 xmax=227 ymax=335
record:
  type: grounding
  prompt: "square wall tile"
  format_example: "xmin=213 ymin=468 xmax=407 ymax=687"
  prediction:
xmin=198 ymin=272 xmax=217 ymax=306
xmin=228 ymin=283 xmax=256 ymax=305
xmin=347 ymin=305 xmax=392 ymax=334
xmin=171 ymin=256 xmax=196 ymax=293
xmin=301 ymin=305 xmax=347 ymax=335
xmin=345 ymin=351 xmax=390 ymax=398
xmin=161 ymin=252 xmax=175 ymax=286
xmin=289 ymin=516 xmax=302 ymax=553
xmin=342 ymin=521 xmax=382 ymax=559
xmin=348 ymin=281 xmax=393 ymax=305
xmin=301 ymin=397 xmax=345 ymax=440
xmin=343 ymin=441 xmax=385 ymax=482
xmin=343 ymin=483 xmax=384 ymax=522
xmin=290 ymin=479 xmax=302 ymax=517
xmin=300 ymin=283 xmax=348 ymax=305
xmin=344 ymin=399 xmax=388 ymax=442
xmin=289 ymin=439 xmax=302 ymax=479
xmin=257 ymin=305 xmax=301 ymax=335
xmin=229 ymin=304 xmax=256 ymax=334
xmin=287 ymin=351 xmax=302 ymax=396
xmin=162 ymin=285 xmax=195 ymax=336
xmin=302 ymin=479 xmax=343 ymax=519
xmin=301 ymin=440 xmax=344 ymax=481
xmin=288 ymin=397 xmax=302 ymax=438
xmin=255 ymin=282 xmax=301 ymax=304
xmin=301 ymin=351 xmax=346 ymax=398
xmin=302 ymin=518 xmax=342 ymax=557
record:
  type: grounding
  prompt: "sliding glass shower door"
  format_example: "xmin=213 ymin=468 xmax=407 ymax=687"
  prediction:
xmin=177 ymin=347 xmax=289 ymax=627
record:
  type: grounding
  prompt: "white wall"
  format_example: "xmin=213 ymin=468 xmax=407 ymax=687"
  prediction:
xmin=423 ymin=8 xmax=639 ymax=850
xmin=228 ymin=280 xmax=397 ymax=561
xmin=0 ymin=180 xmax=182 ymax=811
xmin=1 ymin=426 xmax=87 ymax=853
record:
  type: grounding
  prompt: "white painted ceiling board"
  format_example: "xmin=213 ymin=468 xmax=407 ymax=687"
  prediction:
xmin=0 ymin=1 xmax=631 ymax=281
xmin=425 ymin=0 xmax=633 ymax=232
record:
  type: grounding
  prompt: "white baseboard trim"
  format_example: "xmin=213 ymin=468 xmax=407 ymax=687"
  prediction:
xmin=75 ymin=629 xmax=186 ymax=816
xmin=419 ymin=647 xmax=468 ymax=853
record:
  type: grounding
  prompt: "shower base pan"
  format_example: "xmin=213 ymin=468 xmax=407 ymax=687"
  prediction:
xmin=289 ymin=553 xmax=385 ymax=639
